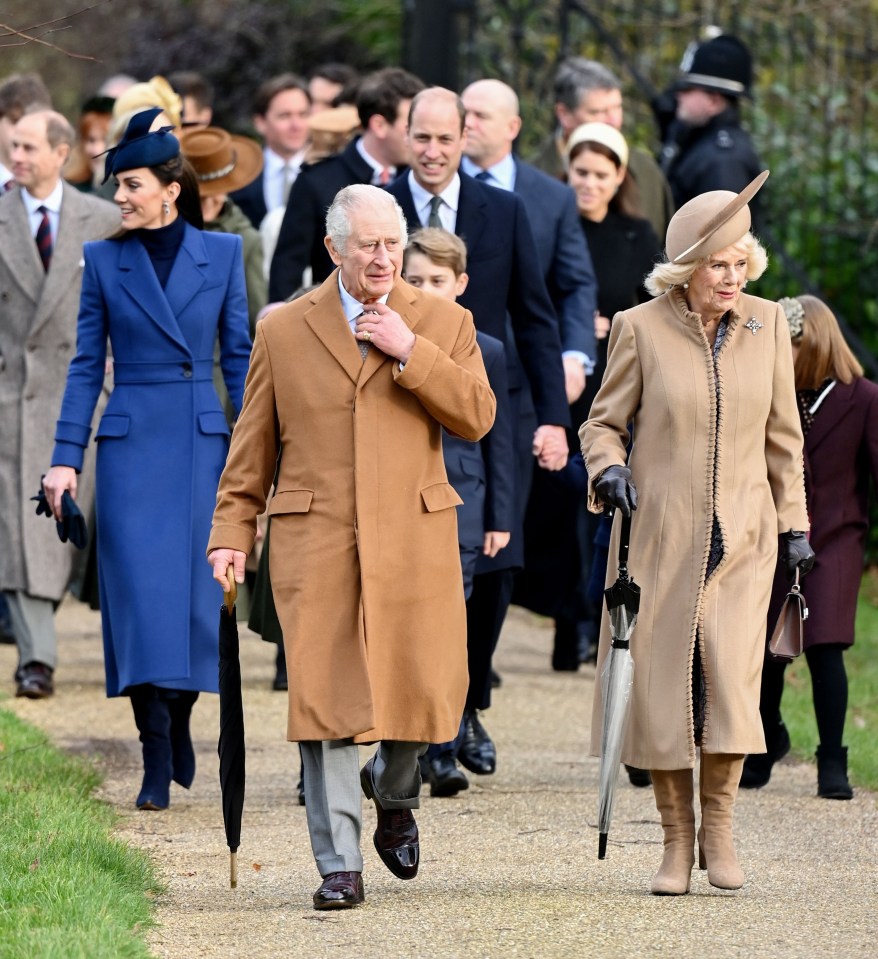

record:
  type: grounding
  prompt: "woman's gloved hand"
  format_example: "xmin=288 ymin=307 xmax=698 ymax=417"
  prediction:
xmin=780 ymin=530 xmax=815 ymax=578
xmin=594 ymin=465 xmax=638 ymax=517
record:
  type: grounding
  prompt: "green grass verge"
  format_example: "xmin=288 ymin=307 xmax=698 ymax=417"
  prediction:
xmin=0 ymin=707 xmax=162 ymax=959
xmin=780 ymin=576 xmax=878 ymax=791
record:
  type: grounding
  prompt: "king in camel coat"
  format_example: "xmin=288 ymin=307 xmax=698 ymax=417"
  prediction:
xmin=581 ymin=288 xmax=809 ymax=769
xmin=208 ymin=270 xmax=495 ymax=745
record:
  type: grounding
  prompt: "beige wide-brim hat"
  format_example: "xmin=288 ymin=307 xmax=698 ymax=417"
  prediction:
xmin=665 ymin=170 xmax=769 ymax=264
xmin=179 ymin=126 xmax=263 ymax=196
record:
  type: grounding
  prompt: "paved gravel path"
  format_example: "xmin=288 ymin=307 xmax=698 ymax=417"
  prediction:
xmin=3 ymin=599 xmax=876 ymax=959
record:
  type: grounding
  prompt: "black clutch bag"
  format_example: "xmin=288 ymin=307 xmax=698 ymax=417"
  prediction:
xmin=32 ymin=486 xmax=88 ymax=550
xmin=768 ymin=568 xmax=808 ymax=661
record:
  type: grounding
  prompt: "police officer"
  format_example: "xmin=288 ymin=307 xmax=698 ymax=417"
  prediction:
xmin=658 ymin=35 xmax=764 ymax=230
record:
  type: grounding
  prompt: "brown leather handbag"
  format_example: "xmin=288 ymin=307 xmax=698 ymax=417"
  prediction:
xmin=768 ymin=568 xmax=808 ymax=660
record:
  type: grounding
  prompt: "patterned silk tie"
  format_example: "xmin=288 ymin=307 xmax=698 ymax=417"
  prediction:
xmin=427 ymin=195 xmax=443 ymax=228
xmin=355 ymin=313 xmax=370 ymax=360
xmin=36 ymin=205 xmax=52 ymax=272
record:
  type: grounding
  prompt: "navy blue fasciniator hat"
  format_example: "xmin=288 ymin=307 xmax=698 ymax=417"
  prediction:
xmin=102 ymin=107 xmax=180 ymax=183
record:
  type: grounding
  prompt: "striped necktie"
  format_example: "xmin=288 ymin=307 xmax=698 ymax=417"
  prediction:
xmin=36 ymin=205 xmax=52 ymax=272
xmin=355 ymin=313 xmax=370 ymax=360
xmin=427 ymin=195 xmax=443 ymax=228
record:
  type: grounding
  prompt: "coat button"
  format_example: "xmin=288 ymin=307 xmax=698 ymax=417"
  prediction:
xmin=182 ymin=362 xmax=192 ymax=378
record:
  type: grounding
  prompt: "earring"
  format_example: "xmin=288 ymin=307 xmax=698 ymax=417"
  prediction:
xmin=682 ymin=281 xmax=689 ymax=290
xmin=163 ymin=201 xmax=170 ymax=216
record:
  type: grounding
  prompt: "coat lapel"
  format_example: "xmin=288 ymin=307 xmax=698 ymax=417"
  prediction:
xmin=303 ymin=270 xmax=365 ymax=384
xmin=119 ymin=234 xmax=190 ymax=353
xmin=164 ymin=224 xmax=209 ymax=320
xmin=0 ymin=190 xmax=43 ymax=305
xmin=455 ymin=175 xmax=489 ymax=255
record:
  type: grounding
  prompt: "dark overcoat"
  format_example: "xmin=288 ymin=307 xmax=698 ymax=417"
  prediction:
xmin=51 ymin=225 xmax=252 ymax=696
xmin=766 ymin=377 xmax=878 ymax=648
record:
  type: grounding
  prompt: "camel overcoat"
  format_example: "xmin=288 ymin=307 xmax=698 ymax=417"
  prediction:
xmin=208 ymin=271 xmax=496 ymax=744
xmin=0 ymin=184 xmax=119 ymax=600
xmin=580 ymin=289 xmax=809 ymax=769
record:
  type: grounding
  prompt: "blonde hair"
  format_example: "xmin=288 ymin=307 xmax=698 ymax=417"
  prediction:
xmin=645 ymin=232 xmax=768 ymax=296
xmin=792 ymin=294 xmax=863 ymax=389
xmin=405 ymin=227 xmax=467 ymax=276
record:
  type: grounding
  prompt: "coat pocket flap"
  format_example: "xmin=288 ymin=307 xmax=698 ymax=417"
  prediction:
xmin=198 ymin=410 xmax=231 ymax=436
xmin=95 ymin=414 xmax=130 ymax=439
xmin=268 ymin=489 xmax=314 ymax=515
xmin=420 ymin=482 xmax=464 ymax=512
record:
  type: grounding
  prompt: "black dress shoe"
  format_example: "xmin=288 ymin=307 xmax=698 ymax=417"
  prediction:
xmin=313 ymin=871 xmax=365 ymax=910
xmin=741 ymin=721 xmax=791 ymax=789
xmin=428 ymin=754 xmax=469 ymax=797
xmin=458 ymin=709 xmax=496 ymax=775
xmin=360 ymin=757 xmax=419 ymax=879
xmin=15 ymin=662 xmax=54 ymax=699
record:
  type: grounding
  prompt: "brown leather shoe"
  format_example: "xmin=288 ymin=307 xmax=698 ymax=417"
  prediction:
xmin=312 ymin=871 xmax=364 ymax=910
xmin=15 ymin=662 xmax=54 ymax=699
xmin=360 ymin=756 xmax=419 ymax=879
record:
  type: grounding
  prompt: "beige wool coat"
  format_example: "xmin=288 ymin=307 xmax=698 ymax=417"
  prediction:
xmin=208 ymin=272 xmax=495 ymax=744
xmin=580 ymin=289 xmax=809 ymax=769
xmin=0 ymin=184 xmax=119 ymax=600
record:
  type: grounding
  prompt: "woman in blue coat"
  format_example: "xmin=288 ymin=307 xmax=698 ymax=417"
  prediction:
xmin=43 ymin=109 xmax=252 ymax=810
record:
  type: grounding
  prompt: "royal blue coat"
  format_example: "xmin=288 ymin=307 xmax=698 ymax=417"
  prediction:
xmin=52 ymin=224 xmax=252 ymax=696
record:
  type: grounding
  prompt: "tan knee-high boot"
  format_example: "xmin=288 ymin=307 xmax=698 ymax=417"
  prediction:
xmin=698 ymin=753 xmax=745 ymax=889
xmin=650 ymin=768 xmax=696 ymax=895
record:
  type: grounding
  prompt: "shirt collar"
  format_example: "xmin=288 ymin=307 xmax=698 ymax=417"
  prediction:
xmin=461 ymin=153 xmax=516 ymax=190
xmin=407 ymin=170 xmax=461 ymax=218
xmin=337 ymin=272 xmax=390 ymax=326
xmin=355 ymin=138 xmax=396 ymax=184
xmin=264 ymin=146 xmax=306 ymax=176
xmin=22 ymin=179 xmax=63 ymax=216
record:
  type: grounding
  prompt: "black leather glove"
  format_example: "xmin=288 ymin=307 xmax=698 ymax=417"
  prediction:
xmin=594 ymin=465 xmax=638 ymax=517
xmin=780 ymin=530 xmax=815 ymax=578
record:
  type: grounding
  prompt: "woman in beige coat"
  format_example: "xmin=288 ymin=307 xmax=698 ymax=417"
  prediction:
xmin=580 ymin=172 xmax=814 ymax=895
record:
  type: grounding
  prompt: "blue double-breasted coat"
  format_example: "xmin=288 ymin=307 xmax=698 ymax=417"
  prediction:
xmin=52 ymin=224 xmax=252 ymax=696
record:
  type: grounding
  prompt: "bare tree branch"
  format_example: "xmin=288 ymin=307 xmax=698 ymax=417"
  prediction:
xmin=0 ymin=1 xmax=114 ymax=61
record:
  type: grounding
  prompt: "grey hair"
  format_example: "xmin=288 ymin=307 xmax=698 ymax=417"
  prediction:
xmin=644 ymin=232 xmax=769 ymax=296
xmin=553 ymin=57 xmax=622 ymax=111
xmin=325 ymin=184 xmax=408 ymax=253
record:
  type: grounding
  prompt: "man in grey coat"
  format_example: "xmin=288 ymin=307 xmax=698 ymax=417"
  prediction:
xmin=0 ymin=109 xmax=119 ymax=697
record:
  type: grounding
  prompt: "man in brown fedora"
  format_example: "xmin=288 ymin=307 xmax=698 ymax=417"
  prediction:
xmin=180 ymin=125 xmax=266 ymax=329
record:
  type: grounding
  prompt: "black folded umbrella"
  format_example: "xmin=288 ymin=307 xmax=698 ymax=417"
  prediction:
xmin=218 ymin=567 xmax=245 ymax=889
xmin=32 ymin=486 xmax=88 ymax=550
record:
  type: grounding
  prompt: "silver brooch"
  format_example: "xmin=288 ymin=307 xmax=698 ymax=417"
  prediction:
xmin=744 ymin=317 xmax=763 ymax=335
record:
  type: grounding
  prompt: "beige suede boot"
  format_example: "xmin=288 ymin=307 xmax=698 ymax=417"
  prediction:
xmin=697 ymin=753 xmax=746 ymax=889
xmin=649 ymin=768 xmax=696 ymax=895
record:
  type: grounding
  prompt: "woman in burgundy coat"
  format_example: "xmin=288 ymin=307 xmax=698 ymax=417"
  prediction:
xmin=742 ymin=294 xmax=878 ymax=799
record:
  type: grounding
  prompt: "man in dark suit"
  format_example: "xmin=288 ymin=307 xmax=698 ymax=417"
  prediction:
xmin=386 ymin=87 xmax=570 ymax=773
xmin=230 ymin=73 xmax=311 ymax=229
xmin=461 ymin=77 xmax=597 ymax=405
xmin=268 ymin=67 xmax=424 ymax=302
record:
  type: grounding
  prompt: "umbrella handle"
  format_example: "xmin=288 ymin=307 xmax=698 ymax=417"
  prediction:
xmin=223 ymin=562 xmax=237 ymax=610
xmin=617 ymin=512 xmax=632 ymax=579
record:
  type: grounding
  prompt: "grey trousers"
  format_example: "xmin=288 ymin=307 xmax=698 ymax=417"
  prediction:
xmin=3 ymin=590 xmax=56 ymax=669
xmin=299 ymin=739 xmax=426 ymax=876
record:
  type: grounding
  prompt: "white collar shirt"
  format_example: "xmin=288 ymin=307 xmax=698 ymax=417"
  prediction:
xmin=22 ymin=180 xmax=63 ymax=243
xmin=461 ymin=153 xmax=517 ymax=191
xmin=407 ymin=170 xmax=461 ymax=232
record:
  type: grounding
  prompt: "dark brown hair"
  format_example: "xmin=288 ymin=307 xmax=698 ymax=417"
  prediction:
xmin=152 ymin=155 xmax=204 ymax=229
xmin=568 ymin=139 xmax=643 ymax=219
xmin=793 ymin=294 xmax=863 ymax=390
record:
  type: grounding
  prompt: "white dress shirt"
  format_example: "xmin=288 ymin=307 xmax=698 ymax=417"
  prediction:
xmin=461 ymin=153 xmax=517 ymax=191
xmin=407 ymin=171 xmax=461 ymax=232
xmin=355 ymin=139 xmax=397 ymax=186
xmin=263 ymin=146 xmax=308 ymax=213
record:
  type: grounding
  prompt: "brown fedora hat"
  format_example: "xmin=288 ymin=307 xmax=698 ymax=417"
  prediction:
xmin=179 ymin=126 xmax=263 ymax=196
xmin=665 ymin=170 xmax=769 ymax=264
